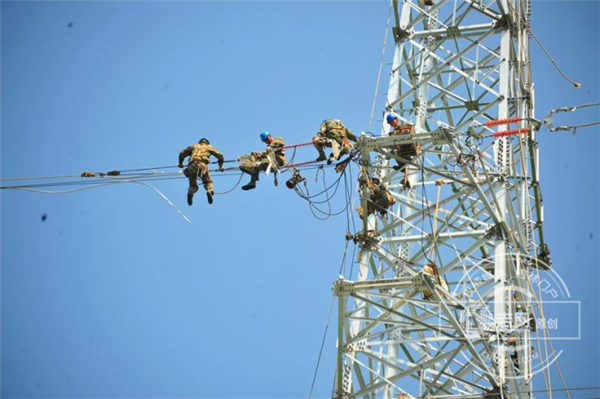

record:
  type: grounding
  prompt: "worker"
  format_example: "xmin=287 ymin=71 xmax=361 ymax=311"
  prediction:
xmin=356 ymin=177 xmax=396 ymax=219
xmin=386 ymin=113 xmax=420 ymax=186
xmin=178 ymin=138 xmax=224 ymax=206
xmin=239 ymin=131 xmax=286 ymax=191
xmin=313 ymin=119 xmax=357 ymax=165
xmin=507 ymin=338 xmax=535 ymax=373
xmin=422 ymin=261 xmax=450 ymax=300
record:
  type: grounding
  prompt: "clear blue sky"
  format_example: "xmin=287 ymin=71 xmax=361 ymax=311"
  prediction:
xmin=1 ymin=1 xmax=598 ymax=398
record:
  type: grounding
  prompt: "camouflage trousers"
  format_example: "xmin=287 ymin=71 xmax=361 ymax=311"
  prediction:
xmin=357 ymin=195 xmax=394 ymax=220
xmin=184 ymin=161 xmax=213 ymax=196
xmin=313 ymin=133 xmax=353 ymax=160
xmin=392 ymin=144 xmax=419 ymax=170
xmin=239 ymin=153 xmax=285 ymax=183
xmin=239 ymin=161 xmax=268 ymax=183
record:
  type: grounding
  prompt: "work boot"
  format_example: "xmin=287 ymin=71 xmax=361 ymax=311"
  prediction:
xmin=242 ymin=181 xmax=257 ymax=191
xmin=336 ymin=148 xmax=348 ymax=161
xmin=393 ymin=162 xmax=407 ymax=171
xmin=187 ymin=193 xmax=194 ymax=206
xmin=315 ymin=146 xmax=327 ymax=162
xmin=206 ymin=191 xmax=214 ymax=205
xmin=335 ymin=158 xmax=351 ymax=174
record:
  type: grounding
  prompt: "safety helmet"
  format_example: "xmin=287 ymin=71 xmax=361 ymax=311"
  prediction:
xmin=260 ymin=131 xmax=271 ymax=142
xmin=199 ymin=138 xmax=210 ymax=145
xmin=386 ymin=113 xmax=399 ymax=124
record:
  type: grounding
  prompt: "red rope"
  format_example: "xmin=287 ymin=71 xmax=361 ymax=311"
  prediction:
xmin=485 ymin=117 xmax=522 ymax=127
xmin=493 ymin=128 xmax=529 ymax=138
xmin=283 ymin=142 xmax=313 ymax=149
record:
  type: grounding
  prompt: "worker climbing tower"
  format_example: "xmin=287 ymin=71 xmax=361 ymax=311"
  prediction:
xmin=333 ymin=0 xmax=548 ymax=397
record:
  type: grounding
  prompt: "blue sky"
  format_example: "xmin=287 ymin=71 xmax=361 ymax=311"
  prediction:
xmin=1 ymin=1 xmax=598 ymax=398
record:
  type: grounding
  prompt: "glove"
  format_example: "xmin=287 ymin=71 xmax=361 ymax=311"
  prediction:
xmin=178 ymin=164 xmax=184 ymax=169
xmin=218 ymin=166 xmax=225 ymax=172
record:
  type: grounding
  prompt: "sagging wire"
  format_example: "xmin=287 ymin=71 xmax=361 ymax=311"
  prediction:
xmin=213 ymin=173 xmax=245 ymax=195
xmin=10 ymin=179 xmax=193 ymax=226
xmin=298 ymin=170 xmax=345 ymax=205
xmin=295 ymin=167 xmax=335 ymax=221
xmin=292 ymin=161 xmax=356 ymax=221
xmin=527 ymin=26 xmax=580 ymax=89
xmin=315 ymin=166 xmax=333 ymax=219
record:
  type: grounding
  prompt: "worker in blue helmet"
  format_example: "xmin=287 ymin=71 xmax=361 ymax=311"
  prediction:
xmin=239 ymin=132 xmax=287 ymax=191
xmin=386 ymin=113 xmax=399 ymax=125
xmin=259 ymin=132 xmax=270 ymax=142
xmin=386 ymin=113 xmax=419 ymax=187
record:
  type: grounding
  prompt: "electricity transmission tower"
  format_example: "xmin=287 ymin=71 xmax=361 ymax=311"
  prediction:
xmin=333 ymin=0 xmax=548 ymax=398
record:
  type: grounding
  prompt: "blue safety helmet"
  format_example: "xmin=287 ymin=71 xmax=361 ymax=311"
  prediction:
xmin=260 ymin=131 xmax=271 ymax=142
xmin=386 ymin=113 xmax=399 ymax=124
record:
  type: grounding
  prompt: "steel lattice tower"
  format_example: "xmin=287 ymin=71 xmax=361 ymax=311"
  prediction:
xmin=333 ymin=0 xmax=548 ymax=398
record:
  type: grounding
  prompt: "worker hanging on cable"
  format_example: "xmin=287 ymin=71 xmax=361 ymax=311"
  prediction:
xmin=239 ymin=132 xmax=286 ymax=191
xmin=356 ymin=177 xmax=396 ymax=220
xmin=312 ymin=119 xmax=357 ymax=166
xmin=179 ymin=138 xmax=224 ymax=206
xmin=386 ymin=113 xmax=420 ymax=187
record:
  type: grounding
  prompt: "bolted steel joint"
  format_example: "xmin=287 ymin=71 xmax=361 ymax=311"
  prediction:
xmin=412 ymin=272 xmax=436 ymax=292
xmin=333 ymin=279 xmax=356 ymax=297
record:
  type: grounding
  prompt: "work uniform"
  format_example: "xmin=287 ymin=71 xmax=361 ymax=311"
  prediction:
xmin=422 ymin=262 xmax=450 ymax=300
xmin=179 ymin=143 xmax=224 ymax=202
xmin=390 ymin=124 xmax=420 ymax=170
xmin=313 ymin=120 xmax=357 ymax=162
xmin=357 ymin=179 xmax=396 ymax=219
xmin=240 ymin=137 xmax=287 ymax=189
